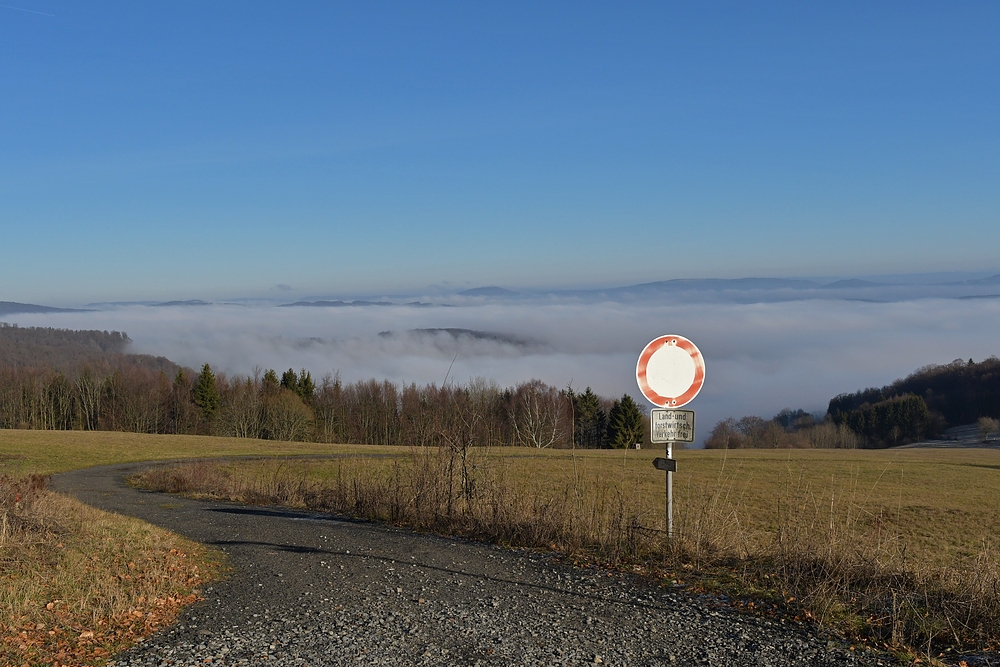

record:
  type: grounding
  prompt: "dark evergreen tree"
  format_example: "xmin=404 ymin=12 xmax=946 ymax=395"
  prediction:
xmin=193 ymin=363 xmax=220 ymax=422
xmin=280 ymin=368 xmax=298 ymax=393
xmin=606 ymin=394 xmax=644 ymax=448
xmin=572 ymin=387 xmax=606 ymax=448
xmin=297 ymin=369 xmax=315 ymax=405
xmin=262 ymin=369 xmax=280 ymax=395
xmin=836 ymin=393 xmax=932 ymax=447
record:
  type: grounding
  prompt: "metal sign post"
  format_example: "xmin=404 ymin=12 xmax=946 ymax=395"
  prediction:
xmin=651 ymin=445 xmax=677 ymax=536
xmin=637 ymin=335 xmax=704 ymax=540
xmin=666 ymin=441 xmax=673 ymax=537
xmin=650 ymin=409 xmax=694 ymax=538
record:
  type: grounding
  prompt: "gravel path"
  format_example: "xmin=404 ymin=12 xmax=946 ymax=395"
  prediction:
xmin=53 ymin=462 xmax=891 ymax=667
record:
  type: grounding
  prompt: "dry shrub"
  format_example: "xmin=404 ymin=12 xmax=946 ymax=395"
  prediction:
xmin=0 ymin=474 xmax=222 ymax=666
xmin=670 ymin=463 xmax=1000 ymax=656
xmin=131 ymin=448 xmax=658 ymax=565
xmin=131 ymin=451 xmax=1000 ymax=657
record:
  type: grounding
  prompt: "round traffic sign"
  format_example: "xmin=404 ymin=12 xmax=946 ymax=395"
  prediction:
xmin=636 ymin=335 xmax=705 ymax=408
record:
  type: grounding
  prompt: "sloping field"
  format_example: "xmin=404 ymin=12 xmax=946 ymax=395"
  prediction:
xmin=130 ymin=443 xmax=1000 ymax=658
xmin=0 ymin=430 xmax=351 ymax=666
xmin=5 ymin=429 xmax=1000 ymax=659
xmin=4 ymin=429 xmax=1000 ymax=581
xmin=0 ymin=429 xmax=386 ymax=477
xmin=137 ymin=445 xmax=1000 ymax=573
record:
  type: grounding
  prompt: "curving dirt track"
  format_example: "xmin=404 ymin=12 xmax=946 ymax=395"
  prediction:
xmin=52 ymin=462 xmax=889 ymax=667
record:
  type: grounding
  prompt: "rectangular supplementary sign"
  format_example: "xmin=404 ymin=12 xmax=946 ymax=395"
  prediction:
xmin=650 ymin=409 xmax=695 ymax=443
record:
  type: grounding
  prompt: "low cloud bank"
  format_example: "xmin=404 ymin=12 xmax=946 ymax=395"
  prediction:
xmin=8 ymin=298 xmax=1000 ymax=445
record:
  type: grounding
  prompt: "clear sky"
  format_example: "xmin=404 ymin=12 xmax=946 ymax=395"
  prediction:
xmin=2 ymin=2 xmax=998 ymax=305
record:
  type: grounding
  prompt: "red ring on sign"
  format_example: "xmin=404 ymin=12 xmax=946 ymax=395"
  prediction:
xmin=636 ymin=335 xmax=705 ymax=407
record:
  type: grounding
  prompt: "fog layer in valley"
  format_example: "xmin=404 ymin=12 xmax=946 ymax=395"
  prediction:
xmin=7 ymin=297 xmax=1000 ymax=445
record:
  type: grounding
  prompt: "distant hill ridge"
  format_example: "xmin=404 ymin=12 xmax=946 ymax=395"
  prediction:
xmin=281 ymin=300 xmax=394 ymax=307
xmin=0 ymin=301 xmax=92 ymax=316
xmin=458 ymin=287 xmax=520 ymax=297
xmin=377 ymin=327 xmax=532 ymax=346
xmin=0 ymin=323 xmax=181 ymax=375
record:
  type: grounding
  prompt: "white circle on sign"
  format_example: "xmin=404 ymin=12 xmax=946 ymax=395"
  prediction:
xmin=645 ymin=344 xmax=696 ymax=398
xmin=636 ymin=335 xmax=705 ymax=407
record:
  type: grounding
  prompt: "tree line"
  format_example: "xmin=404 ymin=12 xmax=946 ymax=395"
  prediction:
xmin=704 ymin=410 xmax=861 ymax=449
xmin=829 ymin=357 xmax=1000 ymax=429
xmin=708 ymin=357 xmax=1000 ymax=449
xmin=706 ymin=394 xmax=934 ymax=450
xmin=0 ymin=356 xmax=650 ymax=449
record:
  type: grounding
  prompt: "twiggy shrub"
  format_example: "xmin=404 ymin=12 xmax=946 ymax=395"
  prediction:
xmin=131 ymin=451 xmax=1000 ymax=657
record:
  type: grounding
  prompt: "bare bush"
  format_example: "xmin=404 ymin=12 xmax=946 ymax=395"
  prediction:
xmin=978 ymin=416 xmax=999 ymax=442
xmin=131 ymin=454 xmax=1000 ymax=656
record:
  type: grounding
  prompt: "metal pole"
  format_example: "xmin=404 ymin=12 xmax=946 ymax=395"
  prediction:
xmin=666 ymin=441 xmax=674 ymax=538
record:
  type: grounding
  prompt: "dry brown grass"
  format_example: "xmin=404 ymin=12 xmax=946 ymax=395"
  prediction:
xmin=6 ymin=429 xmax=1000 ymax=661
xmin=0 ymin=428 xmax=372 ymax=478
xmin=131 ymin=446 xmax=1000 ymax=660
xmin=0 ymin=429 xmax=368 ymax=667
xmin=0 ymin=475 xmax=223 ymax=667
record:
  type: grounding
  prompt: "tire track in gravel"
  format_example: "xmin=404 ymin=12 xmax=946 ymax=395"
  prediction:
xmin=52 ymin=462 xmax=891 ymax=667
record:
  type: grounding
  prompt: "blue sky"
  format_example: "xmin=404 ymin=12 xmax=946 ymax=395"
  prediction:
xmin=2 ymin=2 xmax=999 ymax=305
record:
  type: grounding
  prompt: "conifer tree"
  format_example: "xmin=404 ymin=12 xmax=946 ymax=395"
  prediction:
xmin=297 ymin=369 xmax=315 ymax=405
xmin=262 ymin=369 xmax=280 ymax=395
xmin=280 ymin=368 xmax=298 ymax=393
xmin=193 ymin=363 xmax=220 ymax=422
xmin=606 ymin=394 xmax=644 ymax=448
xmin=573 ymin=387 xmax=606 ymax=448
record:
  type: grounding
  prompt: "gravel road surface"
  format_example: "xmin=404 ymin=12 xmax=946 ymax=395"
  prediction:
xmin=53 ymin=462 xmax=890 ymax=667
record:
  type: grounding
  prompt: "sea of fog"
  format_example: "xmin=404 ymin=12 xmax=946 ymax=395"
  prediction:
xmin=7 ymin=297 xmax=1000 ymax=445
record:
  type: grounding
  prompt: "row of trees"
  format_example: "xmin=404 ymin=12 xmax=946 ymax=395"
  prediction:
xmin=829 ymin=393 xmax=933 ymax=447
xmin=704 ymin=411 xmax=861 ymax=449
xmin=705 ymin=396 xmax=932 ymax=450
xmin=829 ymin=357 xmax=1000 ymax=429
xmin=0 ymin=362 xmax=199 ymax=434
xmin=707 ymin=357 xmax=1000 ymax=449
xmin=0 ymin=359 xmax=648 ymax=449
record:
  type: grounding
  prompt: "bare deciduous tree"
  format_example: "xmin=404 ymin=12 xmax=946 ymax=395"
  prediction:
xmin=508 ymin=380 xmax=565 ymax=448
xmin=979 ymin=416 xmax=999 ymax=442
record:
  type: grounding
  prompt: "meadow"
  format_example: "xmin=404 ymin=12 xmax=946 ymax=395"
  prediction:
xmin=4 ymin=429 xmax=1000 ymax=663
xmin=0 ymin=430 xmax=344 ymax=666
xmin=131 ymin=444 xmax=1000 ymax=661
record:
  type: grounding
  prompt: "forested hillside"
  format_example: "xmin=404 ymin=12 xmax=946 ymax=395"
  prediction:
xmin=706 ymin=357 xmax=1000 ymax=449
xmin=829 ymin=357 xmax=1000 ymax=428
xmin=0 ymin=323 xmax=178 ymax=374
xmin=0 ymin=325 xmax=644 ymax=448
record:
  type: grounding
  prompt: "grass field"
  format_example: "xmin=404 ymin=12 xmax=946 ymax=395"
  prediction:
xmin=131 ymin=443 xmax=1000 ymax=660
xmin=130 ymin=443 xmax=1000 ymax=567
xmin=0 ymin=429 xmax=349 ymax=667
xmin=5 ymin=429 xmax=1000 ymax=662
xmin=0 ymin=429 xmax=381 ymax=477
xmin=158 ymin=445 xmax=1000 ymax=564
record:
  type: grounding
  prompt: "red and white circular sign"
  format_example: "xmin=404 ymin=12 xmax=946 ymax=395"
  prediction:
xmin=636 ymin=334 xmax=705 ymax=408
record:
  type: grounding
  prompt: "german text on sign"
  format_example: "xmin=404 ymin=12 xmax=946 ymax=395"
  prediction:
xmin=650 ymin=409 xmax=695 ymax=443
